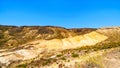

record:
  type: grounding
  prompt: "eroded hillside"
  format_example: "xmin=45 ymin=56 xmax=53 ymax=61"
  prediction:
xmin=0 ymin=25 xmax=120 ymax=68
xmin=0 ymin=25 xmax=96 ymax=49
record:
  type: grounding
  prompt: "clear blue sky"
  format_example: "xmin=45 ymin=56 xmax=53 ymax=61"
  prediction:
xmin=0 ymin=0 xmax=120 ymax=28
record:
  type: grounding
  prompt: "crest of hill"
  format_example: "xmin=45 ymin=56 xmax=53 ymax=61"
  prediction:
xmin=100 ymin=26 xmax=120 ymax=29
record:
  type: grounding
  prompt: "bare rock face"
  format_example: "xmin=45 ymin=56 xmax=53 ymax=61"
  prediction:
xmin=0 ymin=25 xmax=120 ymax=68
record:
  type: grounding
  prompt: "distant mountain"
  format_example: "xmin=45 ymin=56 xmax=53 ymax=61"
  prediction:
xmin=0 ymin=25 xmax=120 ymax=68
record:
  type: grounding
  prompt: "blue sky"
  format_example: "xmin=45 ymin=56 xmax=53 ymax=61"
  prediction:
xmin=0 ymin=0 xmax=120 ymax=28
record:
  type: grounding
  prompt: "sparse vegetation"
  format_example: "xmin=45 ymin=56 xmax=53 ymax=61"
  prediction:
xmin=72 ymin=53 xmax=79 ymax=57
xmin=16 ymin=64 xmax=27 ymax=68
xmin=0 ymin=25 xmax=120 ymax=68
xmin=61 ymin=57 xmax=66 ymax=60
xmin=26 ymin=41 xmax=120 ymax=67
xmin=56 ymin=54 xmax=62 ymax=57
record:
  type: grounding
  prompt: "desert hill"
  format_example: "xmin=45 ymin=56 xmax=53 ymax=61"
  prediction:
xmin=0 ymin=25 xmax=120 ymax=68
xmin=0 ymin=25 xmax=96 ymax=49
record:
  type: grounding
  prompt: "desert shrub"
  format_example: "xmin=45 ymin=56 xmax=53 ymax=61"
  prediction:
xmin=57 ymin=54 xmax=62 ymax=57
xmin=0 ymin=33 xmax=4 ymax=39
xmin=67 ymin=60 xmax=70 ymax=62
xmin=16 ymin=64 xmax=27 ymax=68
xmin=85 ymin=56 xmax=104 ymax=68
xmin=41 ymin=58 xmax=53 ymax=66
xmin=72 ymin=53 xmax=79 ymax=57
xmin=61 ymin=57 xmax=66 ymax=60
